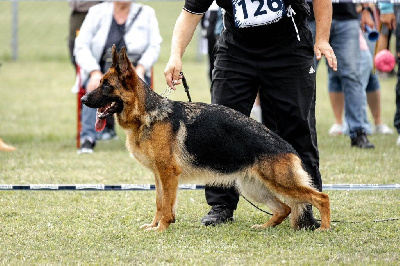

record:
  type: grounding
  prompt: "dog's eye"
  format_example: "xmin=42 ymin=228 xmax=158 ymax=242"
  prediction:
xmin=103 ymin=85 xmax=114 ymax=94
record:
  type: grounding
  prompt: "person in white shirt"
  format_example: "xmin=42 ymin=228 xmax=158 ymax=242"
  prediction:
xmin=74 ymin=1 xmax=162 ymax=154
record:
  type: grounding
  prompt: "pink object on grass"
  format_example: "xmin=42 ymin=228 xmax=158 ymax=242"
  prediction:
xmin=374 ymin=49 xmax=396 ymax=73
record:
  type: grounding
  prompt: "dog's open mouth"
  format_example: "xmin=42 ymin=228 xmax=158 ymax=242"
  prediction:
xmin=95 ymin=101 xmax=120 ymax=132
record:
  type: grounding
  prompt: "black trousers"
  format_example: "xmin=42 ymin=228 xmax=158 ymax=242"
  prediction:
xmin=206 ymin=20 xmax=321 ymax=210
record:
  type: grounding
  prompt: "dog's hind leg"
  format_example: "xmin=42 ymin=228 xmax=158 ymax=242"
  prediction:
xmin=285 ymin=189 xmax=330 ymax=231
xmin=285 ymin=188 xmax=330 ymax=231
xmin=251 ymin=196 xmax=291 ymax=229
xmin=237 ymin=178 xmax=291 ymax=229
xmin=257 ymin=154 xmax=331 ymax=231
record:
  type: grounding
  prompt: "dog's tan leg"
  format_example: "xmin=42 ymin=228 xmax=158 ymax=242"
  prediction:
xmin=146 ymin=163 xmax=181 ymax=232
xmin=141 ymin=174 xmax=163 ymax=230
xmin=308 ymin=190 xmax=330 ymax=231
xmin=257 ymin=154 xmax=331 ymax=231
xmin=251 ymin=197 xmax=291 ymax=229
xmin=287 ymin=189 xmax=331 ymax=231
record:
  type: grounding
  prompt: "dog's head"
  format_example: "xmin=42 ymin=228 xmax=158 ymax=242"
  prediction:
xmin=81 ymin=45 xmax=139 ymax=132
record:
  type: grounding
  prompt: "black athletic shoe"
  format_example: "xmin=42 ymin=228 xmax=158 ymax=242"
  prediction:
xmin=351 ymin=129 xmax=375 ymax=149
xmin=77 ymin=139 xmax=95 ymax=154
xmin=297 ymin=205 xmax=321 ymax=230
xmin=201 ymin=205 xmax=234 ymax=226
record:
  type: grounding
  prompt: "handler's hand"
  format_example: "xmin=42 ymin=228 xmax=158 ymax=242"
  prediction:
xmin=314 ymin=40 xmax=337 ymax=71
xmin=380 ymin=13 xmax=396 ymax=31
xmin=135 ymin=64 xmax=146 ymax=81
xmin=360 ymin=8 xmax=375 ymax=32
xmin=164 ymin=56 xmax=183 ymax=90
xmin=87 ymin=70 xmax=103 ymax=92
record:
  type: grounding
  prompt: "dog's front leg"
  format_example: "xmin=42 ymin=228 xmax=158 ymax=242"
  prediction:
xmin=141 ymin=174 xmax=163 ymax=230
xmin=147 ymin=164 xmax=181 ymax=232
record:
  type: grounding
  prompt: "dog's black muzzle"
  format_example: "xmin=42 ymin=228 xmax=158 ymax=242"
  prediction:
xmin=81 ymin=90 xmax=105 ymax=109
xmin=81 ymin=94 xmax=89 ymax=105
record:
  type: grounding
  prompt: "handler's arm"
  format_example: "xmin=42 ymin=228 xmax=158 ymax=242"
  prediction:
xmin=312 ymin=0 xmax=337 ymax=71
xmin=164 ymin=10 xmax=203 ymax=89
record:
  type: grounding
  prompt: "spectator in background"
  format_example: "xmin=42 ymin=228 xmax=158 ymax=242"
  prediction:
xmin=327 ymin=29 xmax=393 ymax=137
xmin=378 ymin=3 xmax=400 ymax=145
xmin=326 ymin=5 xmax=393 ymax=136
xmin=68 ymin=1 xmax=101 ymax=68
xmin=375 ymin=7 xmax=396 ymax=78
xmin=0 ymin=138 xmax=15 ymax=152
xmin=74 ymin=1 xmax=162 ymax=154
xmin=308 ymin=3 xmax=375 ymax=148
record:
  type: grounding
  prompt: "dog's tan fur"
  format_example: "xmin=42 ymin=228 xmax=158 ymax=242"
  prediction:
xmin=82 ymin=46 xmax=330 ymax=232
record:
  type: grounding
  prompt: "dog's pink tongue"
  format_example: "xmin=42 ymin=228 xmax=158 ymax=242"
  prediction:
xmin=95 ymin=116 xmax=106 ymax=132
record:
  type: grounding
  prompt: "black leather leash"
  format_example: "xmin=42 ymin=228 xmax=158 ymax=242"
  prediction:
xmin=180 ymin=72 xmax=192 ymax=102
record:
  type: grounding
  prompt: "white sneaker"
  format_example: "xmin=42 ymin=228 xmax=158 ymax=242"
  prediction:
xmin=374 ymin=124 xmax=394 ymax=134
xmin=328 ymin=124 xmax=343 ymax=136
xmin=396 ymin=135 xmax=400 ymax=146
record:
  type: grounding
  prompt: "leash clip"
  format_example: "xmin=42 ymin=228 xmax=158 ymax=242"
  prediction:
xmin=161 ymin=72 xmax=192 ymax=102
xmin=161 ymin=86 xmax=174 ymax=99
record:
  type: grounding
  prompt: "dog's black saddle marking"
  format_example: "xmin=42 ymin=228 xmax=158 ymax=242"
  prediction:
xmin=173 ymin=102 xmax=296 ymax=174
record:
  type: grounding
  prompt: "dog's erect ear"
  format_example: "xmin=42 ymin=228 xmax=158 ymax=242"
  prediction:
xmin=111 ymin=44 xmax=118 ymax=69
xmin=117 ymin=46 xmax=138 ymax=89
xmin=118 ymin=47 xmax=134 ymax=74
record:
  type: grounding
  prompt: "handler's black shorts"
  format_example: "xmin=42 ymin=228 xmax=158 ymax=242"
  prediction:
xmin=206 ymin=19 xmax=321 ymax=209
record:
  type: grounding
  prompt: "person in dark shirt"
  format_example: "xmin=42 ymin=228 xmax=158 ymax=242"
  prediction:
xmin=308 ymin=3 xmax=375 ymax=148
xmin=165 ymin=0 xmax=336 ymax=229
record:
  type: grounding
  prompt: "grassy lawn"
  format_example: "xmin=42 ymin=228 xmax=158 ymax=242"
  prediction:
xmin=0 ymin=1 xmax=399 ymax=264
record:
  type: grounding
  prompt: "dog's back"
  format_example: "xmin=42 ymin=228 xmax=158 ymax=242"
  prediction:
xmin=170 ymin=100 xmax=296 ymax=172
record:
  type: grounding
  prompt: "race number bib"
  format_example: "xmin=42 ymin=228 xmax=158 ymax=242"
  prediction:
xmin=232 ymin=0 xmax=286 ymax=28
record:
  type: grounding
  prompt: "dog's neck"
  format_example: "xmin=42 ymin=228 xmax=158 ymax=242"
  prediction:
xmin=117 ymin=77 xmax=173 ymax=130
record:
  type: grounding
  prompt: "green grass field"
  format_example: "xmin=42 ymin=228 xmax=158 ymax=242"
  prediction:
xmin=0 ymin=1 xmax=399 ymax=264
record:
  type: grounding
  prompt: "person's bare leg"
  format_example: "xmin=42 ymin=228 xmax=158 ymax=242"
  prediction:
xmin=367 ymin=90 xmax=394 ymax=134
xmin=367 ymin=90 xmax=382 ymax=125
xmin=376 ymin=33 xmax=389 ymax=54
xmin=329 ymin=92 xmax=344 ymax=125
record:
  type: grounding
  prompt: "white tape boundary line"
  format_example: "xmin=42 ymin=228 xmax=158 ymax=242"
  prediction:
xmin=0 ymin=184 xmax=399 ymax=191
xmin=8 ymin=0 xmax=400 ymax=3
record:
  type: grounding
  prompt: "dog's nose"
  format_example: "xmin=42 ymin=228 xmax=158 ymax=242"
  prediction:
xmin=81 ymin=95 xmax=88 ymax=104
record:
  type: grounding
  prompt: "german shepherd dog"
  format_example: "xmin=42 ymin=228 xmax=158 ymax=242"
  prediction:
xmin=81 ymin=46 xmax=330 ymax=232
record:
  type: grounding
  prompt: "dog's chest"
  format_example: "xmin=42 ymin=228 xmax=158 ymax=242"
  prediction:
xmin=124 ymin=129 xmax=154 ymax=169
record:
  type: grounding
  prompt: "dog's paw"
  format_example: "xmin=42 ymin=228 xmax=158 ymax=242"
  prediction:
xmin=140 ymin=223 xmax=168 ymax=232
xmin=140 ymin=223 xmax=157 ymax=230
xmin=144 ymin=227 xmax=160 ymax=232
xmin=315 ymin=226 xmax=331 ymax=232
xmin=144 ymin=225 xmax=168 ymax=232
xmin=251 ymin=224 xmax=266 ymax=230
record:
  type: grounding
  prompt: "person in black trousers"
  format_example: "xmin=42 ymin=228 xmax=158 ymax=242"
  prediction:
xmin=165 ymin=0 xmax=337 ymax=229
